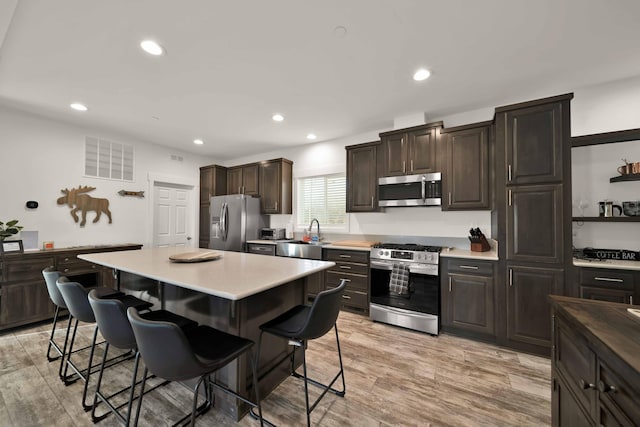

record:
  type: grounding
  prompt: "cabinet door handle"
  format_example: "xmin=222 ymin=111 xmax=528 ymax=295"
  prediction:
xmin=579 ymin=379 xmax=596 ymax=390
xmin=459 ymin=265 xmax=479 ymax=270
xmin=630 ymin=296 xmax=634 ymax=305
xmin=448 ymin=277 xmax=452 ymax=292
xmin=410 ymin=159 xmax=414 ymax=172
xmin=508 ymin=189 xmax=512 ymax=206
xmin=508 ymin=164 xmax=512 ymax=182
xmin=339 ymin=265 xmax=352 ymax=270
xmin=509 ymin=269 xmax=513 ymax=287
xmin=238 ymin=186 xmax=241 ymax=194
xmin=402 ymin=161 xmax=406 ymax=174
xmin=448 ymin=192 xmax=452 ymax=205
xmin=64 ymin=268 xmax=70 ymax=273
xmin=598 ymin=380 xmax=617 ymax=394
xmin=371 ymin=196 xmax=374 ymax=208
xmin=594 ymin=277 xmax=624 ymax=283
xmin=275 ymin=201 xmax=278 ymax=211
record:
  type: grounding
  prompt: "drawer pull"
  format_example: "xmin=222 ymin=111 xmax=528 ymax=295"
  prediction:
xmin=597 ymin=380 xmax=617 ymax=394
xmin=64 ymin=268 xmax=69 ymax=273
xmin=339 ymin=266 xmax=352 ymax=270
xmin=459 ymin=265 xmax=479 ymax=270
xmin=64 ymin=257 xmax=70 ymax=262
xmin=594 ymin=277 xmax=624 ymax=283
xmin=340 ymin=278 xmax=351 ymax=282
xmin=342 ymin=295 xmax=351 ymax=300
xmin=339 ymin=255 xmax=352 ymax=258
xmin=579 ymin=379 xmax=596 ymax=390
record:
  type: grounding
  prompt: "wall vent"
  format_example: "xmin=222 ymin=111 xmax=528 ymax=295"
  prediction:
xmin=85 ymin=137 xmax=134 ymax=181
xmin=170 ymin=154 xmax=184 ymax=162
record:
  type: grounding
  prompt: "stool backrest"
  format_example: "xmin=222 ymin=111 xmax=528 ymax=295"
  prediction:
xmin=88 ymin=289 xmax=136 ymax=350
xmin=298 ymin=279 xmax=347 ymax=340
xmin=56 ymin=280 xmax=95 ymax=323
xmin=42 ymin=267 xmax=67 ymax=308
xmin=127 ymin=307 xmax=204 ymax=381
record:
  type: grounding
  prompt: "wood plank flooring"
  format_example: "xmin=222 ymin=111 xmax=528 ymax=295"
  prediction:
xmin=0 ymin=312 xmax=551 ymax=426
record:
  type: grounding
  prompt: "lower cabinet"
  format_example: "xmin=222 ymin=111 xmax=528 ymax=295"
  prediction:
xmin=0 ymin=244 xmax=141 ymax=330
xmin=574 ymin=266 xmax=637 ymax=305
xmin=552 ymin=304 xmax=640 ymax=426
xmin=506 ymin=264 xmax=564 ymax=350
xmin=441 ymin=258 xmax=495 ymax=339
xmin=324 ymin=249 xmax=370 ymax=314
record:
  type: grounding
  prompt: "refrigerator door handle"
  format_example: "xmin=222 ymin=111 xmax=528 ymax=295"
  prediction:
xmin=223 ymin=202 xmax=229 ymax=241
xmin=220 ymin=203 xmax=227 ymax=241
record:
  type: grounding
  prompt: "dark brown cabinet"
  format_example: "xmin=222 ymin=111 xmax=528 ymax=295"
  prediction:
xmin=0 ymin=244 xmax=142 ymax=330
xmin=379 ymin=123 xmax=441 ymax=177
xmin=551 ymin=297 xmax=640 ymax=426
xmin=227 ymin=163 xmax=259 ymax=196
xmin=574 ymin=267 xmax=636 ymax=305
xmin=346 ymin=141 xmax=380 ymax=212
xmin=441 ymin=122 xmax=492 ymax=210
xmin=259 ymin=158 xmax=292 ymax=214
xmin=324 ymin=249 xmax=370 ymax=314
xmin=504 ymin=101 xmax=564 ymax=185
xmin=506 ymin=184 xmax=564 ymax=264
xmin=506 ymin=264 xmax=563 ymax=348
xmin=495 ymin=93 xmax=573 ymax=356
xmin=441 ymin=258 xmax=495 ymax=339
xmin=199 ymin=164 xmax=227 ymax=248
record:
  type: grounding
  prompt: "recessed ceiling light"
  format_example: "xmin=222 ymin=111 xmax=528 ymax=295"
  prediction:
xmin=193 ymin=139 xmax=204 ymax=145
xmin=140 ymin=40 xmax=165 ymax=56
xmin=413 ymin=68 xmax=431 ymax=81
xmin=272 ymin=114 xmax=284 ymax=122
xmin=70 ymin=103 xmax=88 ymax=111
xmin=306 ymin=133 xmax=317 ymax=140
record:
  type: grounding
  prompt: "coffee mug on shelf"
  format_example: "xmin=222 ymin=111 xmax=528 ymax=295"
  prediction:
xmin=623 ymin=201 xmax=640 ymax=217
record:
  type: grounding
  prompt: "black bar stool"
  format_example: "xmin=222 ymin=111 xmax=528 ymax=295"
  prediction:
xmin=127 ymin=307 xmax=264 ymax=426
xmin=56 ymin=279 xmax=152 ymax=410
xmin=254 ymin=279 xmax=347 ymax=426
xmin=88 ymin=289 xmax=197 ymax=426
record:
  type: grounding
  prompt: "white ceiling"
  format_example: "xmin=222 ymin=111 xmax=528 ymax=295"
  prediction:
xmin=1 ymin=0 xmax=640 ymax=161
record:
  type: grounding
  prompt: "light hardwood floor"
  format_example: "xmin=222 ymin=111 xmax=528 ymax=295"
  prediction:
xmin=0 ymin=312 xmax=551 ymax=426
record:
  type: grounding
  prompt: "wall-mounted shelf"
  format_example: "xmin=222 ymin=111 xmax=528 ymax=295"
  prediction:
xmin=610 ymin=173 xmax=640 ymax=183
xmin=572 ymin=216 xmax=640 ymax=222
xmin=572 ymin=127 xmax=640 ymax=147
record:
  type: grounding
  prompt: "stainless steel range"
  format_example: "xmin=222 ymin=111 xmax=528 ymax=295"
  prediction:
xmin=369 ymin=243 xmax=441 ymax=335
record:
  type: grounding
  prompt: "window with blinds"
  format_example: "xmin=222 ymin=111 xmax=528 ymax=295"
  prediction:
xmin=297 ymin=174 xmax=347 ymax=227
xmin=84 ymin=136 xmax=134 ymax=181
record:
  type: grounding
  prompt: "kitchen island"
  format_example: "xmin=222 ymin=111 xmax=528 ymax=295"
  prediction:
xmin=79 ymin=247 xmax=335 ymax=421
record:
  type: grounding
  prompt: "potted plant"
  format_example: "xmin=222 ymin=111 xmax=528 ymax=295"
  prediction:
xmin=0 ymin=220 xmax=23 ymax=241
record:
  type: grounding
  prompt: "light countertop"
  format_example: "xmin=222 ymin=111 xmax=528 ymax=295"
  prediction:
xmin=440 ymin=247 xmax=498 ymax=261
xmin=246 ymin=240 xmax=374 ymax=252
xmin=573 ymin=258 xmax=640 ymax=271
xmin=79 ymin=247 xmax=334 ymax=300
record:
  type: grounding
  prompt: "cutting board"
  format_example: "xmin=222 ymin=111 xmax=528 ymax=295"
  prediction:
xmin=332 ymin=240 xmax=379 ymax=248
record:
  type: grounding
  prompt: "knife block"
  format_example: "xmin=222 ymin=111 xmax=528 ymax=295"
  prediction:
xmin=470 ymin=236 xmax=491 ymax=252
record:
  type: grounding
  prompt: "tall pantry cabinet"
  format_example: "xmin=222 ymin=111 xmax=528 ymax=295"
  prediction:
xmin=494 ymin=93 xmax=574 ymax=356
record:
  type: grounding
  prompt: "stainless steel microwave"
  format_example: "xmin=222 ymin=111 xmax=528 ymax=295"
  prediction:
xmin=378 ymin=172 xmax=442 ymax=207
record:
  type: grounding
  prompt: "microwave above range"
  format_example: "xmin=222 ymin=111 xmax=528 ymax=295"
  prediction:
xmin=378 ymin=172 xmax=442 ymax=207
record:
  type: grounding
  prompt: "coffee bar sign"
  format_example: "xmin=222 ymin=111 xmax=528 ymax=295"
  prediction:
xmin=583 ymin=248 xmax=640 ymax=261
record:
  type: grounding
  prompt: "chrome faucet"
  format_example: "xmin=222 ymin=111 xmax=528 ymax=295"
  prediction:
xmin=308 ymin=218 xmax=321 ymax=241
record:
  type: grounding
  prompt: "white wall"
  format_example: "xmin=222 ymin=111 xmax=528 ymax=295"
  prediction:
xmin=0 ymin=106 xmax=217 ymax=249
xmin=570 ymin=74 xmax=640 ymax=250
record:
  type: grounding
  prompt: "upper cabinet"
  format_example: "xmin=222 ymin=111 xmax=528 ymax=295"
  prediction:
xmin=441 ymin=121 xmax=492 ymax=210
xmin=379 ymin=122 xmax=442 ymax=177
xmin=227 ymin=163 xmax=259 ymax=196
xmin=346 ymin=141 xmax=380 ymax=212
xmin=259 ymin=158 xmax=293 ymax=214
xmin=199 ymin=165 xmax=227 ymax=248
xmin=503 ymin=101 xmax=564 ymax=185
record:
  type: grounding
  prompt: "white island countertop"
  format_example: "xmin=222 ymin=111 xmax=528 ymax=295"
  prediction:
xmin=79 ymin=247 xmax=335 ymax=300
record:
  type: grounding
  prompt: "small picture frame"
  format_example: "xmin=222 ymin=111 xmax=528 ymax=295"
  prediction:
xmin=1 ymin=240 xmax=24 ymax=254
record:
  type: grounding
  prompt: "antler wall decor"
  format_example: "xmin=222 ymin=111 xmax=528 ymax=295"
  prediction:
xmin=57 ymin=185 xmax=112 ymax=226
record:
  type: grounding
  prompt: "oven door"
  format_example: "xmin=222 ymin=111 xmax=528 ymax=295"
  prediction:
xmin=369 ymin=260 xmax=439 ymax=316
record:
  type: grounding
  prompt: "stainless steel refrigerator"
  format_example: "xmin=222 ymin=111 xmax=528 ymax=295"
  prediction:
xmin=209 ymin=194 xmax=265 ymax=252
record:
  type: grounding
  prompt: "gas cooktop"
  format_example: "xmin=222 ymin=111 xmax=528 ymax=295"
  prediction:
xmin=372 ymin=243 xmax=442 ymax=252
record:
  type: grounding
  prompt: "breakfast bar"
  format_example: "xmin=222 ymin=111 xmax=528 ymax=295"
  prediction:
xmin=79 ymin=247 xmax=335 ymax=421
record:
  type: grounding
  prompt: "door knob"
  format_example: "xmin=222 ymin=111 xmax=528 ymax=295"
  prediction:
xmin=187 ymin=236 xmax=192 ymax=240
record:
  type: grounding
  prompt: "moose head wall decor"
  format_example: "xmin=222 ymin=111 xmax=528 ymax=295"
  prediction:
xmin=57 ymin=185 xmax=112 ymax=226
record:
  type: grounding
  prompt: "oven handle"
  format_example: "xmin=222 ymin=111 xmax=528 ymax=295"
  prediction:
xmin=375 ymin=304 xmax=433 ymax=318
xmin=370 ymin=260 xmax=438 ymax=276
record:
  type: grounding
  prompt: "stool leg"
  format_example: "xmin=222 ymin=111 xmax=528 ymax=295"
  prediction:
xmin=81 ymin=325 xmax=100 ymax=411
xmin=301 ymin=345 xmax=311 ymax=426
xmin=132 ymin=367 xmax=149 ymax=427
xmin=334 ymin=326 xmax=346 ymax=395
xmin=62 ymin=318 xmax=79 ymax=383
xmin=124 ymin=351 xmax=141 ymax=426
xmin=90 ymin=341 xmax=110 ymax=421
xmin=46 ymin=306 xmax=62 ymax=361
xmin=250 ymin=348 xmax=264 ymax=426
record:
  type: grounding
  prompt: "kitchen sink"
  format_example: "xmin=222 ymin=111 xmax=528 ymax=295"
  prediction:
xmin=276 ymin=240 xmax=330 ymax=260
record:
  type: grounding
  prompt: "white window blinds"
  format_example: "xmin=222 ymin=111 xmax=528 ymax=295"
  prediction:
xmin=297 ymin=174 xmax=346 ymax=227
xmin=85 ymin=137 xmax=134 ymax=181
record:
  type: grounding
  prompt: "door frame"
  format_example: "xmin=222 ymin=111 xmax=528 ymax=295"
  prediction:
xmin=147 ymin=172 xmax=198 ymax=248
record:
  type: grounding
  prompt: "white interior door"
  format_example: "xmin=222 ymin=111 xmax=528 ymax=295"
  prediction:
xmin=154 ymin=183 xmax=193 ymax=248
